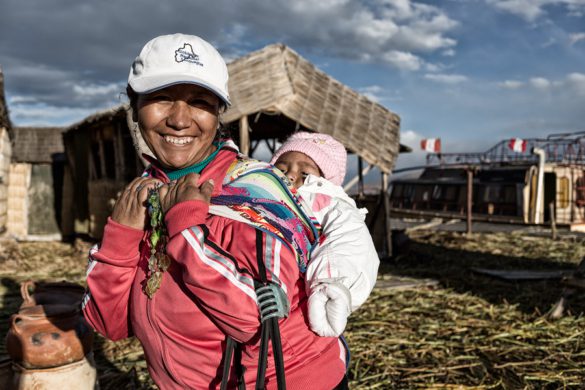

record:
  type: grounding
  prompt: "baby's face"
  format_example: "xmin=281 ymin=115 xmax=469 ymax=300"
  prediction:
xmin=274 ymin=151 xmax=322 ymax=189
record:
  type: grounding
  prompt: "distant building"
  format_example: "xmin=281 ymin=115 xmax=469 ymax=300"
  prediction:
xmin=0 ymin=68 xmax=12 ymax=233
xmin=61 ymin=106 xmax=142 ymax=240
xmin=6 ymin=127 xmax=66 ymax=240
xmin=390 ymin=132 xmax=585 ymax=230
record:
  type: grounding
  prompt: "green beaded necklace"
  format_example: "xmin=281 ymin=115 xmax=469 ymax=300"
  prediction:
xmin=144 ymin=187 xmax=170 ymax=298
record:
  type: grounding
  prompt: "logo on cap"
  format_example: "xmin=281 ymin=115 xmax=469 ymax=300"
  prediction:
xmin=175 ymin=44 xmax=203 ymax=67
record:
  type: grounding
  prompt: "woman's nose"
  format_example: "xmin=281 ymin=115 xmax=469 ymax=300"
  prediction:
xmin=166 ymin=101 xmax=191 ymax=130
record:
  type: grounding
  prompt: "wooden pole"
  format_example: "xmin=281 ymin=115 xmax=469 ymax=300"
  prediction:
xmin=239 ymin=115 xmax=250 ymax=156
xmin=358 ymin=156 xmax=364 ymax=199
xmin=382 ymin=172 xmax=392 ymax=257
xmin=550 ymin=201 xmax=557 ymax=240
xmin=466 ymin=168 xmax=473 ymax=235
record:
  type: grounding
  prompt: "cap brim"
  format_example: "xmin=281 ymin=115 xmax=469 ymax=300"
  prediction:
xmin=129 ymin=74 xmax=231 ymax=106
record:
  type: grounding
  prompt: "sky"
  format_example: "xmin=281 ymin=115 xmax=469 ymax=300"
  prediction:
xmin=1 ymin=0 xmax=584 ymax=179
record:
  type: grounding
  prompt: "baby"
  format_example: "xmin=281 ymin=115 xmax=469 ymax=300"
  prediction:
xmin=270 ymin=131 xmax=379 ymax=337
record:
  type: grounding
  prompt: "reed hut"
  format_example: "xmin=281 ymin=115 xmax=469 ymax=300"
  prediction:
xmin=223 ymin=44 xmax=401 ymax=175
xmin=62 ymin=106 xmax=142 ymax=240
xmin=6 ymin=127 xmax=65 ymax=240
xmin=0 ymin=69 xmax=13 ymax=234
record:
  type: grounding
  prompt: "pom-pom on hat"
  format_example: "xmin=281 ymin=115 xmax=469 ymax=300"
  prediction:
xmin=270 ymin=132 xmax=347 ymax=186
xmin=128 ymin=33 xmax=230 ymax=106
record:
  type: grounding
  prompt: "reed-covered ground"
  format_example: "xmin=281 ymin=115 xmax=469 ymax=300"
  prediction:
xmin=0 ymin=230 xmax=584 ymax=389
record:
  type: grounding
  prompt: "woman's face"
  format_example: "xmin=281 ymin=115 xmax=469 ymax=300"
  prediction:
xmin=136 ymin=84 xmax=220 ymax=170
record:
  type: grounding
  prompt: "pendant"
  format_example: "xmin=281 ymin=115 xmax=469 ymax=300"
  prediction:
xmin=145 ymin=271 xmax=163 ymax=299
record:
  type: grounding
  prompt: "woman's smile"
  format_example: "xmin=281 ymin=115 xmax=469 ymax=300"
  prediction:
xmin=163 ymin=135 xmax=195 ymax=146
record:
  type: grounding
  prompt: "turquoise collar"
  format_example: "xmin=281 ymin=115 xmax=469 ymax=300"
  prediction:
xmin=164 ymin=142 xmax=224 ymax=181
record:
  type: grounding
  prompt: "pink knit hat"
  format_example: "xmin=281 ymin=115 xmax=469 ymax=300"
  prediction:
xmin=270 ymin=132 xmax=347 ymax=186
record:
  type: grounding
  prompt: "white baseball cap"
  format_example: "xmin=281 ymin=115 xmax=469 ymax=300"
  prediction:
xmin=128 ymin=33 xmax=231 ymax=106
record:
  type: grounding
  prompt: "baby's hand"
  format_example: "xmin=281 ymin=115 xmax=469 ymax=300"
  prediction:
xmin=307 ymin=282 xmax=351 ymax=337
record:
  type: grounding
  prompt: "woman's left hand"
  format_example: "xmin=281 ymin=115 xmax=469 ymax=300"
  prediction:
xmin=158 ymin=173 xmax=215 ymax=213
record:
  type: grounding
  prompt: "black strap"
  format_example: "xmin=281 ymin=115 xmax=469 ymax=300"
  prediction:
xmin=220 ymin=337 xmax=236 ymax=390
xmin=220 ymin=336 xmax=246 ymax=390
xmin=219 ymin=230 xmax=287 ymax=390
xmin=255 ymin=230 xmax=287 ymax=390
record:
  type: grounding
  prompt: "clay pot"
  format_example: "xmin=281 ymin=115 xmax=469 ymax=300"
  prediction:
xmin=6 ymin=304 xmax=93 ymax=369
xmin=19 ymin=280 xmax=85 ymax=308
xmin=10 ymin=352 xmax=98 ymax=390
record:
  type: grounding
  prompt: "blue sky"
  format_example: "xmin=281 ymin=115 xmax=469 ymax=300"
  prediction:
xmin=1 ymin=0 xmax=584 ymax=177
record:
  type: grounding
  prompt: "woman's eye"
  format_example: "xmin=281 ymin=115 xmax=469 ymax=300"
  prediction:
xmin=190 ymin=99 xmax=213 ymax=107
xmin=149 ymin=94 xmax=171 ymax=102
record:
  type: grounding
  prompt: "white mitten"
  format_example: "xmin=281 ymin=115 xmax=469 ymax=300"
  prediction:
xmin=308 ymin=282 xmax=351 ymax=337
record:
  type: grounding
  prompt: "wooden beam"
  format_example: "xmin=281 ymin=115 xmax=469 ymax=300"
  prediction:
xmin=114 ymin=123 xmax=125 ymax=181
xmin=382 ymin=172 xmax=392 ymax=257
xmin=239 ymin=115 xmax=250 ymax=156
xmin=358 ymin=156 xmax=364 ymax=199
xmin=343 ymin=164 xmax=373 ymax=193
xmin=98 ymin=135 xmax=107 ymax=179
xmin=466 ymin=168 xmax=473 ymax=234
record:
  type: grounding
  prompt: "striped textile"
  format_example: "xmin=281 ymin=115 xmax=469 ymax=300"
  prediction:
xmin=211 ymin=155 xmax=319 ymax=272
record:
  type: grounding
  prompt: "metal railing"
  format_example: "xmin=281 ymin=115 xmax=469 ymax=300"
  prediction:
xmin=426 ymin=132 xmax=585 ymax=167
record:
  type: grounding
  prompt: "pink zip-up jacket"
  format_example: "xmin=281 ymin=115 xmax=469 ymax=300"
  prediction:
xmin=82 ymin=147 xmax=346 ymax=389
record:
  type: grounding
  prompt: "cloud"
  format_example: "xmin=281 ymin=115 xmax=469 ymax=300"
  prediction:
xmin=241 ymin=0 xmax=459 ymax=69
xmin=381 ymin=51 xmax=423 ymax=71
xmin=497 ymin=73 xmax=585 ymax=96
xmin=529 ymin=77 xmax=552 ymax=89
xmin=498 ymin=80 xmax=525 ymax=89
xmin=357 ymin=85 xmax=385 ymax=102
xmin=73 ymin=83 xmax=125 ymax=99
xmin=0 ymin=0 xmax=461 ymax=126
xmin=424 ymin=73 xmax=468 ymax=84
xmin=569 ymin=32 xmax=585 ymax=45
xmin=485 ymin=0 xmax=585 ymax=22
xmin=566 ymin=72 xmax=585 ymax=95
xmin=7 ymin=103 xmax=100 ymax=127
xmin=400 ymin=129 xmax=424 ymax=146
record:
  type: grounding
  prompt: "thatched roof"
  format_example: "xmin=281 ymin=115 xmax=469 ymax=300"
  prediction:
xmin=224 ymin=44 xmax=401 ymax=173
xmin=12 ymin=127 xmax=66 ymax=163
xmin=65 ymin=105 xmax=127 ymax=134
xmin=0 ymin=67 xmax=12 ymax=132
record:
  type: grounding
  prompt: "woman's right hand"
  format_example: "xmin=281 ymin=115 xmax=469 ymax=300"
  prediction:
xmin=111 ymin=177 xmax=162 ymax=230
xmin=158 ymin=173 xmax=214 ymax=213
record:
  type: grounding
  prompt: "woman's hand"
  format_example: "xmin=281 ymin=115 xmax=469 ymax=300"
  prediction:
xmin=111 ymin=177 xmax=163 ymax=230
xmin=158 ymin=173 xmax=214 ymax=213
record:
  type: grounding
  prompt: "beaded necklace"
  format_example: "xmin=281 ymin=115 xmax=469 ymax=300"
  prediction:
xmin=144 ymin=187 xmax=170 ymax=298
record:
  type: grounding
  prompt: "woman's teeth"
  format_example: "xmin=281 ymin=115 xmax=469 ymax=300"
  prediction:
xmin=164 ymin=135 xmax=194 ymax=145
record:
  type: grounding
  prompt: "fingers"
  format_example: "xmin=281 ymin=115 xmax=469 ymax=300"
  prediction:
xmin=200 ymin=179 xmax=215 ymax=198
xmin=136 ymin=178 xmax=163 ymax=203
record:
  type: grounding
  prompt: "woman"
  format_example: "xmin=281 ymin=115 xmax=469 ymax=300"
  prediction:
xmin=82 ymin=33 xmax=347 ymax=389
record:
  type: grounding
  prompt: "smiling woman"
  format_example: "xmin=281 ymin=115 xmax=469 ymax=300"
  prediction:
xmin=81 ymin=33 xmax=348 ymax=390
